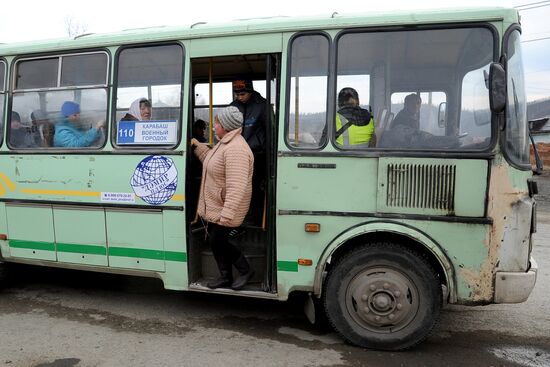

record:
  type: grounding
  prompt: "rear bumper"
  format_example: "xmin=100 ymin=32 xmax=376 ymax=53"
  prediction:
xmin=494 ymin=257 xmax=538 ymax=303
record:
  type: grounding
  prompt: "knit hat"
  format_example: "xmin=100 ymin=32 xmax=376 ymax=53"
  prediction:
xmin=232 ymin=79 xmax=254 ymax=93
xmin=31 ymin=110 xmax=47 ymax=121
xmin=61 ymin=101 xmax=80 ymax=117
xmin=217 ymin=106 xmax=243 ymax=131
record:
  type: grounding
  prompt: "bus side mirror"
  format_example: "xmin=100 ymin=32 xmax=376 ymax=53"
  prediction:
xmin=437 ymin=102 xmax=447 ymax=128
xmin=489 ymin=62 xmax=506 ymax=113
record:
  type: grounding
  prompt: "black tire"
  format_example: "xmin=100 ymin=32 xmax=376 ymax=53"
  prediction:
xmin=312 ymin=296 xmax=333 ymax=332
xmin=323 ymin=242 xmax=441 ymax=350
xmin=0 ymin=261 xmax=9 ymax=288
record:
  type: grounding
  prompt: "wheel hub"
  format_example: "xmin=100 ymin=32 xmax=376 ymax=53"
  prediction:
xmin=372 ymin=292 xmax=392 ymax=312
xmin=346 ymin=268 xmax=419 ymax=332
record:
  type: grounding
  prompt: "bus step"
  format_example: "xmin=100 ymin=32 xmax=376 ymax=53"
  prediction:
xmin=188 ymin=280 xmax=275 ymax=298
xmin=200 ymin=251 xmax=265 ymax=284
xmin=190 ymin=278 xmax=265 ymax=293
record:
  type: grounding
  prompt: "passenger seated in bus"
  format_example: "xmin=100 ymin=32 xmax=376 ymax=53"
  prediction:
xmin=9 ymin=111 xmax=40 ymax=148
xmin=335 ymin=87 xmax=375 ymax=148
xmin=190 ymin=106 xmax=254 ymax=290
xmin=392 ymin=93 xmax=421 ymax=131
xmin=121 ymin=98 xmax=152 ymax=121
xmin=31 ymin=110 xmax=54 ymax=147
xmin=53 ymin=101 xmax=105 ymax=148
xmin=192 ymin=119 xmax=207 ymax=143
xmin=379 ymin=93 xmax=459 ymax=149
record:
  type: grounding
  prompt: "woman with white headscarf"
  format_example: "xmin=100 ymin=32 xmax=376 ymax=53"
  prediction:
xmin=121 ymin=98 xmax=152 ymax=121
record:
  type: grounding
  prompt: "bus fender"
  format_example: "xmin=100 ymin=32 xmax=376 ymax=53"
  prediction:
xmin=313 ymin=220 xmax=456 ymax=303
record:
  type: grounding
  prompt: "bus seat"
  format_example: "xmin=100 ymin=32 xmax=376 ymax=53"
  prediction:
xmin=376 ymin=108 xmax=396 ymax=145
xmin=31 ymin=110 xmax=54 ymax=147
xmin=386 ymin=112 xmax=395 ymax=129
xmin=38 ymin=122 xmax=54 ymax=147
xmin=377 ymin=108 xmax=389 ymax=130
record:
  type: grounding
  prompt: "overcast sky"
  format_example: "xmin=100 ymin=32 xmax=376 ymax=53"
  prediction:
xmin=1 ymin=0 xmax=549 ymax=102
xmin=0 ymin=0 xmax=538 ymax=42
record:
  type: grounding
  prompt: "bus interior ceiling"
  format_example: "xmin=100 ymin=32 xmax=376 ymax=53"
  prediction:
xmin=338 ymin=28 xmax=493 ymax=90
xmin=191 ymin=55 xmax=267 ymax=83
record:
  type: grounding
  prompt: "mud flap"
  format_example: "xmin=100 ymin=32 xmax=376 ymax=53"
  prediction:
xmin=304 ymin=293 xmax=316 ymax=324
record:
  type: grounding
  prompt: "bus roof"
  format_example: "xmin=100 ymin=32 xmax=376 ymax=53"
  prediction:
xmin=0 ymin=7 xmax=518 ymax=55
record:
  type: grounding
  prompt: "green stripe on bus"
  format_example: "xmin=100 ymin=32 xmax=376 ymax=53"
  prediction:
xmin=164 ymin=251 xmax=187 ymax=262
xmin=108 ymin=247 xmax=164 ymax=260
xmin=57 ymin=243 xmax=107 ymax=255
xmin=106 ymin=248 xmax=187 ymax=262
xmin=9 ymin=239 xmax=55 ymax=251
xmin=277 ymin=260 xmax=298 ymax=272
xmin=8 ymin=240 xmax=186 ymax=262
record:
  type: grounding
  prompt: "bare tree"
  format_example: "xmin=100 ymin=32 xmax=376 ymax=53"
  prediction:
xmin=64 ymin=16 xmax=88 ymax=38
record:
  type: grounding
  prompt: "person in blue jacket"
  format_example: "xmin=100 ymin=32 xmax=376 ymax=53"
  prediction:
xmin=54 ymin=101 xmax=105 ymax=148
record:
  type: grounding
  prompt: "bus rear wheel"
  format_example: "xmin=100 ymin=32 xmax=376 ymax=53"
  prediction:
xmin=0 ymin=261 xmax=10 ymax=288
xmin=323 ymin=242 xmax=441 ymax=350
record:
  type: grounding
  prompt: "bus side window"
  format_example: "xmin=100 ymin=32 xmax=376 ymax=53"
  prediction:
xmin=335 ymin=33 xmax=375 ymax=150
xmin=286 ymin=34 xmax=329 ymax=149
xmin=0 ymin=60 xmax=5 ymax=145
xmin=114 ymin=43 xmax=183 ymax=149
xmin=11 ymin=52 xmax=109 ymax=150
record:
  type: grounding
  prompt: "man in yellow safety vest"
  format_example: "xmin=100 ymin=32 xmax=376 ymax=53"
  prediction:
xmin=335 ymin=87 xmax=375 ymax=148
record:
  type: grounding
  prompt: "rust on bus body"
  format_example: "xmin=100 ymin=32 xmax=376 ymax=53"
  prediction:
xmin=461 ymin=163 xmax=528 ymax=302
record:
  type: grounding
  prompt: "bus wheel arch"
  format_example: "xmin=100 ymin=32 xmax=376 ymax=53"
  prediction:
xmin=323 ymin=240 xmax=443 ymax=350
xmin=315 ymin=224 xmax=455 ymax=304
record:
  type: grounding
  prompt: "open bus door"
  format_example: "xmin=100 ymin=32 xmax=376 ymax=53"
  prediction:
xmin=186 ymin=52 xmax=280 ymax=295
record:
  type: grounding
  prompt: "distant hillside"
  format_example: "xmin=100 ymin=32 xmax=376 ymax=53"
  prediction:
xmin=529 ymin=99 xmax=550 ymax=168
xmin=528 ymin=98 xmax=550 ymax=121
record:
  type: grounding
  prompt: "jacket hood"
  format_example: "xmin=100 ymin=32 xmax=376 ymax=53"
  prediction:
xmin=338 ymin=106 xmax=372 ymax=126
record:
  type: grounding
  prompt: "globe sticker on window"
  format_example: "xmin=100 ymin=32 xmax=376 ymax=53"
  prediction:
xmin=131 ymin=155 xmax=178 ymax=205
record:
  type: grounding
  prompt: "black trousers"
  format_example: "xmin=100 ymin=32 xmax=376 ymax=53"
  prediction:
xmin=250 ymin=152 xmax=266 ymax=222
xmin=206 ymin=222 xmax=243 ymax=274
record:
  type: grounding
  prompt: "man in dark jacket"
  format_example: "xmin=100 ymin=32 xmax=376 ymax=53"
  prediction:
xmin=230 ymin=79 xmax=268 ymax=226
xmin=230 ymin=79 xmax=267 ymax=153
xmin=391 ymin=93 xmax=421 ymax=131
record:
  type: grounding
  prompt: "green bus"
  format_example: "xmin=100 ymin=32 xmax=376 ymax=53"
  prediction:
xmin=0 ymin=6 xmax=538 ymax=350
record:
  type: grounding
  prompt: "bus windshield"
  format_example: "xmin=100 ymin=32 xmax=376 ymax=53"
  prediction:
xmin=333 ymin=27 xmax=494 ymax=151
xmin=0 ymin=60 xmax=5 ymax=144
xmin=505 ymin=29 xmax=530 ymax=167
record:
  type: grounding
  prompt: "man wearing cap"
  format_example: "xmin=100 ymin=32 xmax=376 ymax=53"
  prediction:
xmin=54 ymin=101 xmax=105 ymax=148
xmin=230 ymin=79 xmax=269 ymax=224
xmin=230 ymin=79 xmax=267 ymax=153
xmin=191 ymin=106 xmax=255 ymax=290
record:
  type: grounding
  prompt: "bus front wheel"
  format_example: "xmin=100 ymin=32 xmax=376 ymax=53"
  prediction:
xmin=0 ymin=261 xmax=10 ymax=288
xmin=323 ymin=242 xmax=441 ymax=350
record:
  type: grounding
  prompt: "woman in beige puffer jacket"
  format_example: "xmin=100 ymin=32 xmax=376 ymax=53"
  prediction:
xmin=191 ymin=106 xmax=254 ymax=290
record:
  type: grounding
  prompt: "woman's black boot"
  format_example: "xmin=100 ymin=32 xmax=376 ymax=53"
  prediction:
xmin=207 ymin=261 xmax=232 ymax=289
xmin=231 ymin=255 xmax=254 ymax=290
